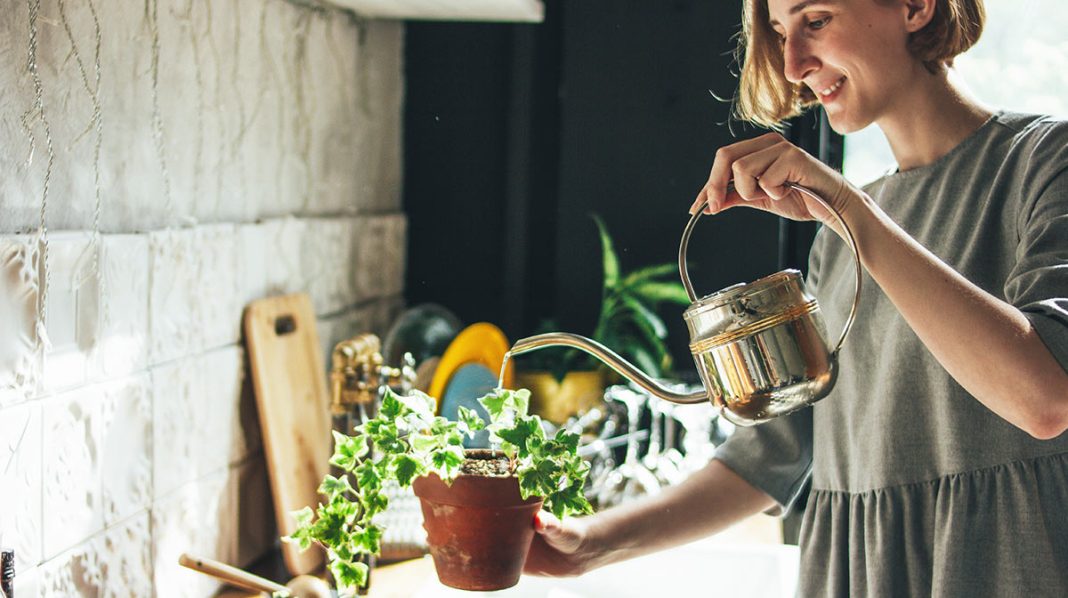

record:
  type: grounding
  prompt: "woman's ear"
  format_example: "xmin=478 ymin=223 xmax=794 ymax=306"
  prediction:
xmin=902 ymin=0 xmax=936 ymax=33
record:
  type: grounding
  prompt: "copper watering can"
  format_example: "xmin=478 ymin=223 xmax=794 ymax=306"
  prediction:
xmin=509 ymin=183 xmax=862 ymax=426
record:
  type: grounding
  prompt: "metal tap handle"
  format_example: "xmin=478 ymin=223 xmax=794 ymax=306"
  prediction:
xmin=679 ymin=181 xmax=863 ymax=355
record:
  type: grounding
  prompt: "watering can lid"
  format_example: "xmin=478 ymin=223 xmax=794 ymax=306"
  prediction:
xmin=682 ymin=269 xmax=803 ymax=319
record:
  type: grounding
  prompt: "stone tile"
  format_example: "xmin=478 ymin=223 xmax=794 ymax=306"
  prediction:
xmin=381 ymin=214 xmax=407 ymax=297
xmin=152 ymin=471 xmax=232 ymax=598
xmin=89 ymin=234 xmax=149 ymax=382
xmin=0 ymin=401 xmax=43 ymax=570
xmin=263 ymin=217 xmax=307 ymax=298
xmin=99 ymin=513 xmax=153 ymax=598
xmin=199 ymin=346 xmax=251 ymax=471
xmin=236 ymin=222 xmax=271 ymax=308
xmin=41 ymin=386 xmax=103 ymax=561
xmin=151 ymin=356 xmax=200 ymax=500
xmin=99 ymin=376 xmax=153 ymax=526
xmin=13 ymin=564 xmax=42 ymax=597
xmin=153 ymin=347 xmax=251 ymax=500
xmin=353 ymin=216 xmax=386 ymax=302
xmin=148 ymin=225 xmax=241 ymax=365
xmin=302 ymin=217 xmax=357 ymax=315
xmin=0 ymin=236 xmax=41 ymax=407
xmin=39 ymin=232 xmax=96 ymax=394
xmin=38 ymin=537 xmax=102 ymax=598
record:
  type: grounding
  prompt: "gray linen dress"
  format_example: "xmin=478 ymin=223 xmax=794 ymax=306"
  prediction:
xmin=714 ymin=112 xmax=1068 ymax=597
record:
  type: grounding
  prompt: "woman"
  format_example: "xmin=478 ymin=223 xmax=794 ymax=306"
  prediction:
xmin=524 ymin=0 xmax=1068 ymax=595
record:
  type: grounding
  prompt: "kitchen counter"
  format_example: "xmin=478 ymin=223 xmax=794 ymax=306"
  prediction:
xmin=217 ymin=538 xmax=798 ymax=597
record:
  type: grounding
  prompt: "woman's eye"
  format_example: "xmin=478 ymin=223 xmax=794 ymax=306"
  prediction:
xmin=808 ymin=16 xmax=831 ymax=30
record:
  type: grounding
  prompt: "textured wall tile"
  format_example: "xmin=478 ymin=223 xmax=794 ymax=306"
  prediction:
xmin=152 ymin=471 xmax=231 ymax=598
xmin=90 ymin=234 xmax=149 ymax=381
xmin=354 ymin=22 xmax=405 ymax=214
xmin=39 ymin=536 xmax=102 ymax=598
xmin=41 ymin=386 xmax=103 ymax=560
xmin=153 ymin=347 xmax=250 ymax=500
xmin=99 ymin=376 xmax=153 ymax=526
xmin=39 ymin=232 xmax=96 ymax=393
xmin=0 ymin=402 xmax=43 ymax=569
xmin=199 ymin=346 xmax=250 ymax=470
xmin=353 ymin=216 xmax=385 ymax=302
xmin=149 ymin=225 xmax=240 ymax=365
xmin=99 ymin=513 xmax=153 ymax=598
xmin=13 ymin=564 xmax=41 ymax=597
xmin=263 ymin=217 xmax=307 ymax=297
xmin=237 ymin=222 xmax=271 ymax=307
xmin=302 ymin=217 xmax=357 ymax=315
xmin=151 ymin=356 xmax=199 ymax=500
xmin=0 ymin=236 xmax=41 ymax=406
xmin=382 ymin=214 xmax=407 ymax=297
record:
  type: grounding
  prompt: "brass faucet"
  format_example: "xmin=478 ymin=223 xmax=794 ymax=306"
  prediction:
xmin=330 ymin=333 xmax=417 ymax=416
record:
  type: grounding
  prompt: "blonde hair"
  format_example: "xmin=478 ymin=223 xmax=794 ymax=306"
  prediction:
xmin=734 ymin=0 xmax=986 ymax=128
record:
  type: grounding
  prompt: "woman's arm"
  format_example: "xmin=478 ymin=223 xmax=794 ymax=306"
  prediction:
xmin=694 ymin=132 xmax=1068 ymax=440
xmin=842 ymin=193 xmax=1068 ymax=439
xmin=523 ymin=459 xmax=775 ymax=577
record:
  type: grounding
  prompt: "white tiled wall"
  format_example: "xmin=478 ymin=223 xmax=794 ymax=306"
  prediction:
xmin=0 ymin=0 xmax=407 ymax=594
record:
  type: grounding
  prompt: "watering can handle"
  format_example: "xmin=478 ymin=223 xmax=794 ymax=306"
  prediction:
xmin=679 ymin=182 xmax=863 ymax=356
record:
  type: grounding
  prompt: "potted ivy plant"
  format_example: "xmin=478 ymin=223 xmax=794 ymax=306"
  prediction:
xmin=287 ymin=387 xmax=592 ymax=594
xmin=518 ymin=214 xmax=692 ymax=422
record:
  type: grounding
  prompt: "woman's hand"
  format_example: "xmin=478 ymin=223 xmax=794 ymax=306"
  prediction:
xmin=690 ymin=132 xmax=861 ymax=235
xmin=523 ymin=511 xmax=597 ymax=577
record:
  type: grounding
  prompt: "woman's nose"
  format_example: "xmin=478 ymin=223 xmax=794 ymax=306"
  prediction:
xmin=783 ymin=37 xmax=819 ymax=84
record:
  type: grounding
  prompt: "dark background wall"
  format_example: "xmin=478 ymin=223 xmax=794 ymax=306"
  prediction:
xmin=402 ymin=0 xmax=835 ymax=368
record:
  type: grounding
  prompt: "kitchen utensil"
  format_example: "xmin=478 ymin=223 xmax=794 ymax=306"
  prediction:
xmin=507 ymin=183 xmax=863 ymax=426
xmin=427 ymin=322 xmax=513 ymax=409
xmin=243 ymin=294 xmax=331 ymax=575
xmin=178 ymin=553 xmax=332 ymax=598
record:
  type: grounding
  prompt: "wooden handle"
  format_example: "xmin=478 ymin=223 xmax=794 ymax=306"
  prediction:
xmin=179 ymin=553 xmax=288 ymax=594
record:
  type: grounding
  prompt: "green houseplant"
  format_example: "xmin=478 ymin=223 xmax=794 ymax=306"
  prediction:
xmin=519 ymin=215 xmax=692 ymax=421
xmin=287 ymin=387 xmax=592 ymax=594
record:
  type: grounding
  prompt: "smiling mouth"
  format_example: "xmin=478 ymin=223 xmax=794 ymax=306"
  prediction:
xmin=817 ymin=76 xmax=846 ymax=98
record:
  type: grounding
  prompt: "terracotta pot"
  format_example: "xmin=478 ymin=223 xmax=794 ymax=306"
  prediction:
xmin=411 ymin=450 xmax=543 ymax=591
xmin=517 ymin=370 xmax=607 ymax=424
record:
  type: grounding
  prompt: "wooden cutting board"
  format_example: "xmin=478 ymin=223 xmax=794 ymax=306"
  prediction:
xmin=244 ymin=293 xmax=330 ymax=575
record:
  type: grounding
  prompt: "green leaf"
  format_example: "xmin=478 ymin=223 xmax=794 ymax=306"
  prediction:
xmin=355 ymin=460 xmax=382 ymax=493
xmin=397 ymin=390 xmax=436 ymax=419
xmin=291 ymin=506 xmax=315 ymax=528
xmin=629 ymin=280 xmax=692 ymax=306
xmin=330 ymin=431 xmax=369 ymax=471
xmin=457 ymin=406 xmax=485 ymax=433
xmin=431 ymin=445 xmax=465 ymax=479
xmin=621 ymin=263 xmax=679 ymax=286
xmin=619 ymin=293 xmax=667 ymax=339
xmin=552 ymin=430 xmax=581 ymax=454
xmin=410 ymin=432 xmax=441 ymax=453
xmin=352 ymin=523 xmax=384 ymax=555
xmin=497 ymin=417 xmax=544 ymax=459
xmin=330 ymin=559 xmax=369 ymax=592
xmin=318 ymin=475 xmax=354 ymax=499
xmin=379 ymin=389 xmax=404 ymax=419
xmin=592 ymin=214 xmax=620 ymax=291
xmin=478 ymin=391 xmax=507 ymax=419
xmin=392 ymin=454 xmax=424 ymax=487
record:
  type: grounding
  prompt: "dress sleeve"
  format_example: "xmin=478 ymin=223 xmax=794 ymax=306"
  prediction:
xmin=1006 ymin=160 xmax=1068 ymax=372
xmin=713 ymin=406 xmax=813 ymax=516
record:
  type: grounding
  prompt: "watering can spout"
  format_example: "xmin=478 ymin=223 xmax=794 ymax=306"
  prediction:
xmin=507 ymin=333 xmax=709 ymax=405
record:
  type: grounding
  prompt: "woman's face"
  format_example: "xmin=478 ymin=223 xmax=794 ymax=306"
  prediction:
xmin=766 ymin=0 xmax=921 ymax=133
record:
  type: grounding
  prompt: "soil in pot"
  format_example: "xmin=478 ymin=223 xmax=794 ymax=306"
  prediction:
xmin=411 ymin=449 xmax=544 ymax=591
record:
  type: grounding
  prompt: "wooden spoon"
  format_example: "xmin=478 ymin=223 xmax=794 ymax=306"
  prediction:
xmin=178 ymin=553 xmax=333 ymax=597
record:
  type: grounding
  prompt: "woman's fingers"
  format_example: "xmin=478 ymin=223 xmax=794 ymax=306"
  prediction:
xmin=692 ymin=132 xmax=785 ymax=214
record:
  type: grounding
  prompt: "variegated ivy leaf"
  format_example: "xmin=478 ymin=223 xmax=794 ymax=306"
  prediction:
xmin=318 ymin=474 xmax=354 ymax=499
xmin=457 ymin=406 xmax=486 ymax=433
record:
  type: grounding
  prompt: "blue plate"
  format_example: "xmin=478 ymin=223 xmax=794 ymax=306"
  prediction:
xmin=439 ymin=363 xmax=497 ymax=448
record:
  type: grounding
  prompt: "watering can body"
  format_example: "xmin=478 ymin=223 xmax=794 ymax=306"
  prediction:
xmin=509 ymin=183 xmax=861 ymax=426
